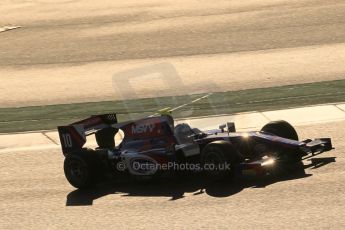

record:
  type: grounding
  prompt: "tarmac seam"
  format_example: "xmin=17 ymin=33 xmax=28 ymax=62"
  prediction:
xmin=259 ymin=112 xmax=272 ymax=122
xmin=335 ymin=104 xmax=345 ymax=113
xmin=41 ymin=132 xmax=59 ymax=145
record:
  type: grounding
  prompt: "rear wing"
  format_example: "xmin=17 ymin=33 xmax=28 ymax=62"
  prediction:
xmin=57 ymin=113 xmax=117 ymax=155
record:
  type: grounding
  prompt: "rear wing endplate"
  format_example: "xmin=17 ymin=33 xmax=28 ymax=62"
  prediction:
xmin=57 ymin=113 xmax=117 ymax=155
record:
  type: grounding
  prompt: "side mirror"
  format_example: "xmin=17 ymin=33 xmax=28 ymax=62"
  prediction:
xmin=219 ymin=124 xmax=226 ymax=132
xmin=227 ymin=122 xmax=236 ymax=132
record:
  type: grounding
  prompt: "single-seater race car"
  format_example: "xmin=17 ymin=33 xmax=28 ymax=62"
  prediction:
xmin=58 ymin=112 xmax=333 ymax=189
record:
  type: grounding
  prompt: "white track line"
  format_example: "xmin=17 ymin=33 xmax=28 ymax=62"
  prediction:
xmin=170 ymin=93 xmax=213 ymax=112
xmin=149 ymin=93 xmax=212 ymax=117
xmin=0 ymin=26 xmax=21 ymax=33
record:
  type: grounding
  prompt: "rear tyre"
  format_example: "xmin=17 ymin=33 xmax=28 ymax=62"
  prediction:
xmin=64 ymin=150 xmax=104 ymax=189
xmin=201 ymin=141 xmax=242 ymax=182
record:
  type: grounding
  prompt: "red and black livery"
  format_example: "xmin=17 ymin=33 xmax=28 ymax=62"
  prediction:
xmin=58 ymin=114 xmax=333 ymax=189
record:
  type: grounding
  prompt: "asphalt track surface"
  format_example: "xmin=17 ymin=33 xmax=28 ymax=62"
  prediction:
xmin=1 ymin=0 xmax=345 ymax=106
xmin=0 ymin=120 xmax=344 ymax=229
xmin=1 ymin=1 xmax=345 ymax=229
xmin=1 ymin=0 xmax=345 ymax=66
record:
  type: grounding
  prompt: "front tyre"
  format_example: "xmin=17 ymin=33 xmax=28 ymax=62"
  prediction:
xmin=261 ymin=120 xmax=298 ymax=141
xmin=261 ymin=120 xmax=303 ymax=172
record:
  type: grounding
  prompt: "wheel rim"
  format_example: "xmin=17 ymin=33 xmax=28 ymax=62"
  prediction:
xmin=68 ymin=160 xmax=86 ymax=182
xmin=204 ymin=151 xmax=223 ymax=175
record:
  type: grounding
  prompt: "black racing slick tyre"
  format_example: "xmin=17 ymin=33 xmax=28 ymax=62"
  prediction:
xmin=200 ymin=141 xmax=242 ymax=181
xmin=261 ymin=120 xmax=299 ymax=141
xmin=261 ymin=120 xmax=302 ymax=167
xmin=64 ymin=151 xmax=104 ymax=189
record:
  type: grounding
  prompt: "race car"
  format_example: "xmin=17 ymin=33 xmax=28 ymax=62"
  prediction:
xmin=58 ymin=113 xmax=333 ymax=189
